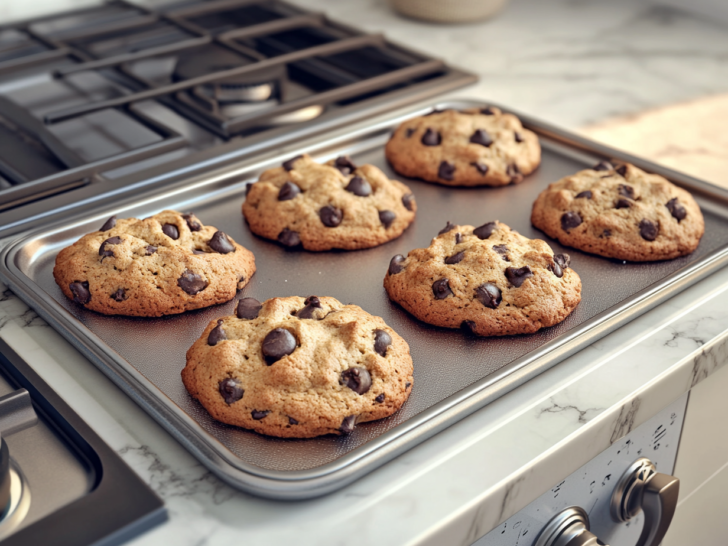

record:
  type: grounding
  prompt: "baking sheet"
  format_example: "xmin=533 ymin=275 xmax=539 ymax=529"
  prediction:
xmin=4 ymin=99 xmax=728 ymax=498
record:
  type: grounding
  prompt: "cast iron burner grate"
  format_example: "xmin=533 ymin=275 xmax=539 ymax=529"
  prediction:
xmin=0 ymin=0 xmax=475 ymax=238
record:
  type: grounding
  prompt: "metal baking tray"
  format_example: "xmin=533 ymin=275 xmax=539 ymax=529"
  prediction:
xmin=3 ymin=99 xmax=728 ymax=500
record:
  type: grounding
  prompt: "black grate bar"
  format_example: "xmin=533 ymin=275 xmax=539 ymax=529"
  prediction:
xmin=164 ymin=0 xmax=281 ymax=19
xmin=222 ymin=58 xmax=446 ymax=134
xmin=36 ymin=13 xmax=160 ymax=43
xmin=217 ymin=13 xmax=325 ymax=41
xmin=53 ymin=35 xmax=212 ymax=77
xmin=0 ymin=48 xmax=70 ymax=77
xmin=43 ymin=33 xmax=386 ymax=125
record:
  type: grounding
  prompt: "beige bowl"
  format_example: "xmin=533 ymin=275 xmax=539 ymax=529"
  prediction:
xmin=391 ymin=0 xmax=509 ymax=23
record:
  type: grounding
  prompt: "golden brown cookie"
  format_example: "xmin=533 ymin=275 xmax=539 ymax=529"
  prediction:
xmin=242 ymin=154 xmax=416 ymax=251
xmin=531 ymin=161 xmax=705 ymax=261
xmin=53 ymin=210 xmax=255 ymax=317
xmin=182 ymin=296 xmax=413 ymax=438
xmin=384 ymin=107 xmax=541 ymax=186
xmin=383 ymin=221 xmax=581 ymax=336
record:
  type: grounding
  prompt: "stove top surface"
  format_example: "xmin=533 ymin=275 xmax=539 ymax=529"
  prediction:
xmin=0 ymin=338 xmax=165 ymax=546
xmin=0 ymin=0 xmax=475 ymax=240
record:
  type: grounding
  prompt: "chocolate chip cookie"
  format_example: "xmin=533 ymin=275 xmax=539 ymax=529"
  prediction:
xmin=531 ymin=161 xmax=705 ymax=261
xmin=242 ymin=154 xmax=416 ymax=251
xmin=383 ymin=221 xmax=581 ymax=336
xmin=182 ymin=296 xmax=413 ymax=438
xmin=384 ymin=107 xmax=541 ymax=187
xmin=53 ymin=210 xmax=256 ymax=316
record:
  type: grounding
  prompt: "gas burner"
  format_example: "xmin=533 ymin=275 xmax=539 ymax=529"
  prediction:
xmin=173 ymin=45 xmax=284 ymax=104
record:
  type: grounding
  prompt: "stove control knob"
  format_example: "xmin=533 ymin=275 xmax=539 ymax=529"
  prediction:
xmin=610 ymin=457 xmax=679 ymax=546
xmin=535 ymin=506 xmax=609 ymax=546
xmin=0 ymin=389 xmax=37 ymax=439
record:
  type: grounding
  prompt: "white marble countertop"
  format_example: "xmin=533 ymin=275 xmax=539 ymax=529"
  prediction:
xmin=2 ymin=1 xmax=728 ymax=545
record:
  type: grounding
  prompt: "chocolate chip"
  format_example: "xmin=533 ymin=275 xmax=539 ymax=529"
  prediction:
xmin=69 ymin=281 xmax=90 ymax=305
xmin=278 ymin=181 xmax=301 ymax=201
xmin=162 ymin=223 xmax=179 ymax=240
xmin=618 ymin=184 xmax=635 ymax=200
xmin=461 ymin=320 xmax=477 ymax=335
xmin=492 ymin=244 xmax=509 ymax=260
xmin=445 ymin=251 xmax=465 ymax=264
xmin=480 ymin=107 xmax=495 ymax=115
xmin=507 ymin=164 xmax=523 ymax=184
xmin=473 ymin=221 xmax=497 ymax=239
xmin=262 ymin=328 xmax=296 ymax=364
xmin=341 ymin=367 xmax=372 ymax=395
xmin=340 ymin=415 xmax=357 ymax=434
xmin=252 ymin=410 xmax=270 ymax=420
xmin=432 ymin=278 xmax=453 ymax=299
xmin=455 ymin=232 xmax=462 ymax=244
xmin=439 ymin=221 xmax=456 ymax=235
xmin=193 ymin=249 xmax=206 ymax=255
xmin=207 ymin=231 xmax=235 ymax=254
xmin=182 ymin=213 xmax=201 ymax=231
xmin=379 ymin=210 xmax=396 ymax=228
xmin=554 ymin=254 xmax=571 ymax=269
xmin=297 ymin=295 xmax=322 ymax=319
xmin=593 ymin=160 xmax=614 ymax=171
xmin=334 ymin=156 xmax=357 ymax=175
xmin=666 ymin=198 xmax=687 ymax=221
xmin=476 ymin=283 xmax=502 ymax=309
xmin=405 ymin=382 xmax=411 ymax=389
xmin=282 ymin=155 xmax=302 ymax=171
xmin=100 ymin=216 xmax=116 ymax=231
xmin=505 ymin=266 xmax=533 ymax=288
xmin=438 ymin=161 xmax=455 ymax=181
xmin=388 ymin=255 xmax=405 ymax=275
xmin=145 ymin=245 xmax=157 ymax=256
xmin=177 ymin=269 xmax=207 ymax=295
xmin=472 ymin=162 xmax=489 ymax=175
xmin=237 ymin=297 xmax=262 ymax=319
xmin=549 ymin=262 xmax=563 ymax=278
xmin=515 ymin=132 xmax=524 ymax=143
xmin=561 ymin=211 xmax=582 ymax=231
xmin=278 ymin=228 xmax=301 ymax=247
xmin=616 ymin=164 xmax=628 ymax=177
xmin=208 ymin=319 xmax=227 ymax=346
xmin=402 ymin=193 xmax=415 ymax=211
xmin=345 ymin=176 xmax=372 ymax=197
xmin=375 ymin=394 xmax=385 ymax=403
xmin=289 ymin=417 xmax=299 ymax=425
xmin=374 ymin=329 xmax=392 ymax=357
xmin=99 ymin=236 xmax=122 ymax=258
xmin=405 ymin=128 xmax=415 ymax=138
xmin=111 ymin=288 xmax=126 ymax=302
xmin=601 ymin=229 xmax=612 ymax=238
xmin=320 ymin=205 xmax=343 ymax=227
xmin=639 ymin=219 xmax=659 ymax=241
xmin=469 ymin=129 xmax=493 ymax=147
xmin=575 ymin=190 xmax=592 ymax=199
xmin=421 ymin=128 xmax=441 ymax=146
xmin=615 ymin=198 xmax=631 ymax=209
xmin=219 ymin=378 xmax=244 ymax=404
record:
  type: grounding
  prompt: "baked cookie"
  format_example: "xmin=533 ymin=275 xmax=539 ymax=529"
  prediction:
xmin=531 ymin=161 xmax=705 ymax=261
xmin=383 ymin=221 xmax=581 ymax=336
xmin=242 ymin=154 xmax=416 ymax=251
xmin=182 ymin=296 xmax=413 ymax=438
xmin=53 ymin=210 xmax=256 ymax=317
xmin=384 ymin=107 xmax=541 ymax=187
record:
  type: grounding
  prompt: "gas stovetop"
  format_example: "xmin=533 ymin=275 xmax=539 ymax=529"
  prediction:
xmin=0 ymin=0 xmax=475 ymax=240
xmin=0 ymin=338 xmax=165 ymax=546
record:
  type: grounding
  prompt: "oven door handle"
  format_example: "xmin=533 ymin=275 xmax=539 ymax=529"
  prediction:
xmin=611 ymin=457 xmax=680 ymax=546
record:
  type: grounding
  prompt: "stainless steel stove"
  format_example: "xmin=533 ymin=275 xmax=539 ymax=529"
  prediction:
xmin=0 ymin=0 xmax=475 ymax=240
